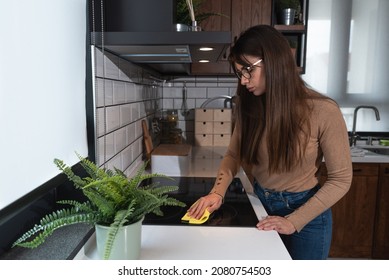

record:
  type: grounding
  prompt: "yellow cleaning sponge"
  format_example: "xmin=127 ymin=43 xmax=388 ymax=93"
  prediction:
xmin=181 ymin=209 xmax=211 ymax=224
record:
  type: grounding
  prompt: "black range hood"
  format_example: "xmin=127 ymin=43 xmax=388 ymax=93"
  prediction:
xmin=89 ymin=0 xmax=231 ymax=75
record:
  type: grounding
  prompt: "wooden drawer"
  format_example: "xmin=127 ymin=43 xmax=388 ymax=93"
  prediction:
xmin=195 ymin=108 xmax=214 ymax=121
xmin=213 ymin=108 xmax=232 ymax=121
xmin=213 ymin=121 xmax=231 ymax=134
xmin=195 ymin=134 xmax=213 ymax=146
xmin=380 ymin=164 xmax=389 ymax=177
xmin=195 ymin=121 xmax=214 ymax=134
xmin=213 ymin=134 xmax=231 ymax=146
xmin=192 ymin=146 xmax=214 ymax=159
xmin=352 ymin=163 xmax=379 ymax=176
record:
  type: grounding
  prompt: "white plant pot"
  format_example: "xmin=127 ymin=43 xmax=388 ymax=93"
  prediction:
xmin=95 ymin=217 xmax=143 ymax=260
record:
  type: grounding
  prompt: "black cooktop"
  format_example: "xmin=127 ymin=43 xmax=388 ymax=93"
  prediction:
xmin=143 ymin=177 xmax=258 ymax=227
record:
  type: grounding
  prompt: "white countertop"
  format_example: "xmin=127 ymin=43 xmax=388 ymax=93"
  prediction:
xmin=74 ymin=144 xmax=389 ymax=260
xmin=74 ymin=146 xmax=292 ymax=260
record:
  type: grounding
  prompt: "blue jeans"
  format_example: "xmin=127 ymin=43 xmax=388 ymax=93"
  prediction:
xmin=254 ymin=181 xmax=332 ymax=260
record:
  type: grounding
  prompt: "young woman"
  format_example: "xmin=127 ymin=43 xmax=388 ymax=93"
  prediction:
xmin=188 ymin=25 xmax=353 ymax=260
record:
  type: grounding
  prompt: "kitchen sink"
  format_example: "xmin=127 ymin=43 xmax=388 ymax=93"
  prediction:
xmin=361 ymin=146 xmax=389 ymax=156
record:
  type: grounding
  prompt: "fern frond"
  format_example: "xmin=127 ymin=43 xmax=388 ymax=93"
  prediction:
xmin=76 ymin=152 xmax=108 ymax=180
xmin=57 ymin=200 xmax=95 ymax=213
xmin=13 ymin=209 xmax=99 ymax=248
xmin=148 ymin=185 xmax=180 ymax=197
xmin=54 ymin=158 xmax=86 ymax=188
xmin=82 ymin=189 xmax=116 ymax=218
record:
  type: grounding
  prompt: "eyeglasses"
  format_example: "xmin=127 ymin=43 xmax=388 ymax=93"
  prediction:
xmin=234 ymin=59 xmax=263 ymax=80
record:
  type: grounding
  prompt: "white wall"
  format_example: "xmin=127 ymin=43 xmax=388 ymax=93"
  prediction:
xmin=0 ymin=0 xmax=88 ymax=209
xmin=302 ymin=0 xmax=389 ymax=132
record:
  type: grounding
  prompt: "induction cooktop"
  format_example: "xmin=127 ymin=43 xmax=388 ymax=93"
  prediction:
xmin=142 ymin=177 xmax=259 ymax=227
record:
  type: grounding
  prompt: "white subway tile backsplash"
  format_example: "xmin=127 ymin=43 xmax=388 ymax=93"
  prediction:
xmin=196 ymin=77 xmax=217 ymax=87
xmin=106 ymin=152 xmax=123 ymax=171
xmin=139 ymin=101 xmax=147 ymax=118
xmin=104 ymin=53 xmax=120 ymax=80
xmin=229 ymin=87 xmax=237 ymax=96
xmin=96 ymin=108 xmax=104 ymax=137
xmin=135 ymin=84 xmax=143 ymax=101
xmin=217 ymin=76 xmax=238 ymax=88
xmin=113 ymin=81 xmax=126 ymax=104
xmin=207 ymin=87 xmax=230 ymax=98
xmin=120 ymin=104 xmax=132 ymax=126
xmin=195 ymin=98 xmax=207 ymax=108
xmin=171 ymin=76 xmax=196 ymax=87
xmin=106 ymin=106 xmax=120 ymax=132
xmin=162 ymin=98 xmax=174 ymax=109
xmin=131 ymin=102 xmax=140 ymax=120
xmin=95 ymin=78 xmax=105 ymax=107
xmin=114 ymin=127 xmax=126 ymax=153
xmin=135 ymin=120 xmax=142 ymax=139
xmin=163 ymin=87 xmax=183 ymax=98
xmin=104 ymin=80 xmax=113 ymax=106
xmin=173 ymin=99 xmax=183 ymax=110
xmin=187 ymin=87 xmax=207 ymax=98
xmin=122 ymin=145 xmax=133 ymax=170
xmin=95 ymin=49 xmax=104 ymax=77
xmin=103 ymin=132 xmax=115 ymax=160
xmin=125 ymin=83 xmax=136 ymax=102
xmin=127 ymin=122 xmax=136 ymax=144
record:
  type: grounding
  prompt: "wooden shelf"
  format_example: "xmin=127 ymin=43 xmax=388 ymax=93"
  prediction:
xmin=274 ymin=24 xmax=306 ymax=32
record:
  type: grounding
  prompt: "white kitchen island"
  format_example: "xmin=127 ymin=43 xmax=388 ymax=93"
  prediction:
xmin=74 ymin=146 xmax=291 ymax=260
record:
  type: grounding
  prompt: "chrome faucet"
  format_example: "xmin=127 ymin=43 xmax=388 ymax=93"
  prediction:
xmin=350 ymin=106 xmax=380 ymax=146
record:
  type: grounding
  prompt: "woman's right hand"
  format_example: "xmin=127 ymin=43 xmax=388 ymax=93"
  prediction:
xmin=187 ymin=193 xmax=223 ymax=220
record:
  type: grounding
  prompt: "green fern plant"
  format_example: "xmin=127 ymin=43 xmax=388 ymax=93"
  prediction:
xmin=176 ymin=0 xmax=228 ymax=26
xmin=12 ymin=153 xmax=186 ymax=259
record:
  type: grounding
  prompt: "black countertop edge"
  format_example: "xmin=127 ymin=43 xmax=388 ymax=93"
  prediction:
xmin=348 ymin=131 xmax=389 ymax=138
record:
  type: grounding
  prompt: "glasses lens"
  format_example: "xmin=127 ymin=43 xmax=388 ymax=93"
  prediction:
xmin=235 ymin=68 xmax=251 ymax=79
xmin=241 ymin=68 xmax=251 ymax=79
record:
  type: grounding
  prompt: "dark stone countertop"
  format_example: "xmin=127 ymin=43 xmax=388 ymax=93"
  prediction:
xmin=0 ymin=224 xmax=93 ymax=260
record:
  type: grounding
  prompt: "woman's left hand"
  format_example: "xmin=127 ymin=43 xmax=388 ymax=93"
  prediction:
xmin=256 ymin=216 xmax=296 ymax=235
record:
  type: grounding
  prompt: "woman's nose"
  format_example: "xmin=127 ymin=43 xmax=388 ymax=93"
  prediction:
xmin=240 ymin=76 xmax=249 ymax=85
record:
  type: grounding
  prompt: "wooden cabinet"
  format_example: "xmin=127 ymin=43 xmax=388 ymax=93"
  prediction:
xmin=191 ymin=0 xmax=272 ymax=75
xmin=191 ymin=0 xmax=309 ymax=75
xmin=320 ymin=162 xmax=389 ymax=259
xmin=330 ymin=163 xmax=378 ymax=258
xmin=372 ymin=163 xmax=389 ymax=259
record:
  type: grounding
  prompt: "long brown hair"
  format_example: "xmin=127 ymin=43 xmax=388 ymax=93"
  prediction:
xmin=230 ymin=25 xmax=326 ymax=174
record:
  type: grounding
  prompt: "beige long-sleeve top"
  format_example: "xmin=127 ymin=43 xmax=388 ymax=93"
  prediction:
xmin=211 ymin=98 xmax=353 ymax=232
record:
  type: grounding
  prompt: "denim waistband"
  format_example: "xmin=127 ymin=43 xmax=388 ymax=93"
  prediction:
xmin=253 ymin=180 xmax=320 ymax=196
xmin=253 ymin=180 xmax=321 ymax=216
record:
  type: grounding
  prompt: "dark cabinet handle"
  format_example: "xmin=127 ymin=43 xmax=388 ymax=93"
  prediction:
xmin=353 ymin=168 xmax=362 ymax=173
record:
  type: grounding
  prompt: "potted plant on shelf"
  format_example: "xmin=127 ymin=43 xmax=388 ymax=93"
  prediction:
xmin=176 ymin=0 xmax=228 ymax=31
xmin=12 ymin=153 xmax=186 ymax=260
xmin=275 ymin=0 xmax=301 ymax=25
